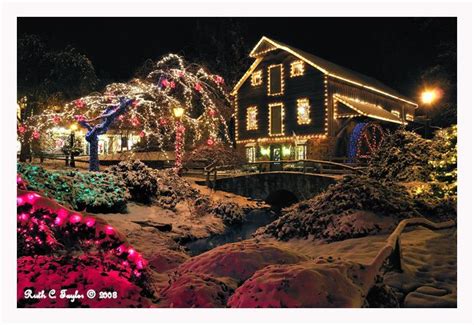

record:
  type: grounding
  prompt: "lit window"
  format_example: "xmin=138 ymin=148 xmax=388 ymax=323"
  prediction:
xmin=295 ymin=144 xmax=307 ymax=160
xmin=290 ymin=60 xmax=305 ymax=77
xmin=267 ymin=64 xmax=284 ymax=96
xmin=268 ymin=103 xmax=285 ymax=136
xmin=296 ymin=98 xmax=311 ymax=125
xmin=246 ymin=106 xmax=258 ymax=130
xmin=405 ymin=113 xmax=414 ymax=121
xmin=251 ymin=70 xmax=263 ymax=86
xmin=391 ymin=110 xmax=400 ymax=117
xmin=245 ymin=146 xmax=256 ymax=163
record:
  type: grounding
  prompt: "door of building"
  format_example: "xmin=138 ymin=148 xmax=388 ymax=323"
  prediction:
xmin=270 ymin=144 xmax=282 ymax=171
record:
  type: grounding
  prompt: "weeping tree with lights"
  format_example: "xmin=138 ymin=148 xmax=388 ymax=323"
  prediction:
xmin=20 ymin=54 xmax=232 ymax=172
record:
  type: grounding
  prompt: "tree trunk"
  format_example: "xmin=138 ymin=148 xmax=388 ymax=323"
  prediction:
xmin=19 ymin=135 xmax=31 ymax=162
xmin=89 ymin=135 xmax=99 ymax=171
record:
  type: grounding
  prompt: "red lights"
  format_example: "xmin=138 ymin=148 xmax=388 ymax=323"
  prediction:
xmin=105 ymin=225 xmax=115 ymax=236
xmin=85 ymin=217 xmax=96 ymax=227
xmin=69 ymin=214 xmax=82 ymax=224
xmin=17 ymin=189 xmax=148 ymax=288
xmin=194 ymin=83 xmax=203 ymax=92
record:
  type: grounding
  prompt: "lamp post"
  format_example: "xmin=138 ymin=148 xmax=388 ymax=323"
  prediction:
xmin=173 ymin=106 xmax=185 ymax=174
xmin=419 ymin=87 xmax=442 ymax=138
xmin=69 ymin=123 xmax=78 ymax=167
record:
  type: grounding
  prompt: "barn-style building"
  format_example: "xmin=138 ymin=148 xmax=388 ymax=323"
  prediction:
xmin=232 ymin=36 xmax=418 ymax=163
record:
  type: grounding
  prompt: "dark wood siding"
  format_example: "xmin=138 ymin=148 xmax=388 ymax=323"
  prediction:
xmin=327 ymin=77 xmax=417 ymax=136
xmin=236 ymin=49 xmax=326 ymax=141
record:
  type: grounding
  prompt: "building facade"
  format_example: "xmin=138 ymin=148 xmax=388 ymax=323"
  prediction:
xmin=232 ymin=36 xmax=418 ymax=163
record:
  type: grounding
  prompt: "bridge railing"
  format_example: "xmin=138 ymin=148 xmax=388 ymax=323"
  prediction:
xmin=204 ymin=159 xmax=365 ymax=188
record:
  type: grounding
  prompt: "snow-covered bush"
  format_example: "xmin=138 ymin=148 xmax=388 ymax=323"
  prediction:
xmin=152 ymin=168 xmax=200 ymax=210
xmin=183 ymin=143 xmax=245 ymax=169
xmin=367 ymin=128 xmax=433 ymax=182
xmin=71 ymin=171 xmax=128 ymax=213
xmin=17 ymin=163 xmax=128 ymax=213
xmin=261 ymin=175 xmax=418 ymax=241
xmin=107 ymin=160 xmax=158 ymax=203
xmin=212 ymin=201 xmax=245 ymax=226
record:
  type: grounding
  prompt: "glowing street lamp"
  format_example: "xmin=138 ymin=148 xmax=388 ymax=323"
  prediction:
xmin=173 ymin=106 xmax=185 ymax=173
xmin=420 ymin=88 xmax=441 ymax=105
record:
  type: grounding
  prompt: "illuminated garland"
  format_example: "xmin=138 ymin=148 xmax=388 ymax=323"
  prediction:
xmin=296 ymin=98 xmax=311 ymax=125
xmin=174 ymin=119 xmax=185 ymax=173
xmin=246 ymin=106 xmax=258 ymax=130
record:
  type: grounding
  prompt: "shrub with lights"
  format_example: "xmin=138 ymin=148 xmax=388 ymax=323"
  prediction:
xmin=16 ymin=181 xmax=153 ymax=307
xmin=19 ymin=54 xmax=232 ymax=171
xmin=429 ymin=125 xmax=457 ymax=200
xmin=18 ymin=163 xmax=128 ymax=213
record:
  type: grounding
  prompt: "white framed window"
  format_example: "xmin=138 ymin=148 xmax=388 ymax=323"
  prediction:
xmin=250 ymin=70 xmax=263 ymax=86
xmin=290 ymin=60 xmax=305 ymax=77
xmin=405 ymin=113 xmax=414 ymax=121
xmin=267 ymin=64 xmax=284 ymax=96
xmin=296 ymin=98 xmax=311 ymax=125
xmin=246 ymin=106 xmax=258 ymax=130
xmin=245 ymin=146 xmax=256 ymax=163
xmin=391 ymin=110 xmax=400 ymax=118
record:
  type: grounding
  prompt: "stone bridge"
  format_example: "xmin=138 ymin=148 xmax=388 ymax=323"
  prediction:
xmin=210 ymin=172 xmax=339 ymax=207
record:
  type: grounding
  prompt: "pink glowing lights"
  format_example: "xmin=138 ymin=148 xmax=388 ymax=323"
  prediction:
xmin=85 ymin=217 xmax=96 ymax=227
xmin=105 ymin=225 xmax=115 ymax=235
xmin=69 ymin=214 xmax=82 ymax=224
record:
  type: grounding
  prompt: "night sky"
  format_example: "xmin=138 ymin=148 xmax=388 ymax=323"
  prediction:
xmin=17 ymin=17 xmax=456 ymax=99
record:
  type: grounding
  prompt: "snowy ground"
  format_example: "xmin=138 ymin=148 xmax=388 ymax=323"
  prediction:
xmin=20 ymin=160 xmax=456 ymax=307
xmin=96 ymin=180 xmax=456 ymax=307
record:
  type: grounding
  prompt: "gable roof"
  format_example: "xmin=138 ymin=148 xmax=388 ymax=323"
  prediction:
xmin=233 ymin=36 xmax=417 ymax=107
xmin=334 ymin=94 xmax=405 ymax=125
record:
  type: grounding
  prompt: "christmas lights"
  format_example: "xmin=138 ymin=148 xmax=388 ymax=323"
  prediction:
xmin=290 ymin=60 xmax=305 ymax=77
xmin=324 ymin=75 xmax=329 ymax=135
xmin=391 ymin=110 xmax=401 ymax=118
xmin=267 ymin=64 xmax=285 ymax=96
xmin=296 ymin=98 xmax=311 ymax=125
xmin=268 ymin=102 xmax=285 ymax=136
xmin=245 ymin=145 xmax=256 ymax=163
xmin=251 ymin=70 xmax=263 ymax=86
xmin=333 ymin=94 xmax=405 ymax=125
xmin=246 ymin=106 xmax=258 ymax=130
xmin=19 ymin=54 xmax=232 ymax=164
xmin=260 ymin=146 xmax=270 ymax=156
xmin=17 ymin=188 xmax=148 ymax=284
xmin=236 ymin=133 xmax=326 ymax=144
xmin=246 ymin=36 xmax=418 ymax=107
